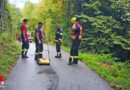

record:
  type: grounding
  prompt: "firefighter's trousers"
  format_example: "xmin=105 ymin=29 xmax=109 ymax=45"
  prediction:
xmin=56 ymin=42 xmax=61 ymax=55
xmin=69 ymin=36 xmax=81 ymax=64
xmin=21 ymin=34 xmax=29 ymax=56
xmin=35 ymin=41 xmax=43 ymax=60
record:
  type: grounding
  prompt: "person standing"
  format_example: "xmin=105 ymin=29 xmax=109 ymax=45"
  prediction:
xmin=55 ymin=24 xmax=63 ymax=58
xmin=68 ymin=17 xmax=83 ymax=65
xmin=35 ymin=22 xmax=46 ymax=61
xmin=20 ymin=19 xmax=29 ymax=58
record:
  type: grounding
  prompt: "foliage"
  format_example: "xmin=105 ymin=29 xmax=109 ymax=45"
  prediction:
xmin=7 ymin=4 xmax=22 ymax=38
xmin=21 ymin=0 xmax=68 ymax=42
xmin=0 ymin=33 xmax=21 ymax=79
xmin=0 ymin=0 xmax=21 ymax=79
xmin=72 ymin=0 xmax=130 ymax=62
xmin=79 ymin=53 xmax=130 ymax=90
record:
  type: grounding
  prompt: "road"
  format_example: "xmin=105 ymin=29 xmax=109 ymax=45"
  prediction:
xmin=2 ymin=44 xmax=113 ymax=90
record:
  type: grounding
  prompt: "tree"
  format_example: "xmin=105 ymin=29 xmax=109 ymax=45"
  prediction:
xmin=75 ymin=0 xmax=130 ymax=62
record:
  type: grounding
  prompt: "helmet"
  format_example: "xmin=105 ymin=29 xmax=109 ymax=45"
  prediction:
xmin=71 ymin=17 xmax=77 ymax=24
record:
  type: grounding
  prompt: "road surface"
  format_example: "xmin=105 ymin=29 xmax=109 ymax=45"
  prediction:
xmin=2 ymin=44 xmax=113 ymax=90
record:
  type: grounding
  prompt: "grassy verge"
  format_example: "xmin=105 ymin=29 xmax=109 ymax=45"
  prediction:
xmin=0 ymin=33 xmax=21 ymax=79
xmin=61 ymin=45 xmax=130 ymax=90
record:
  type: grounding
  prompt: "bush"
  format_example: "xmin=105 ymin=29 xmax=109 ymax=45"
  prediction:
xmin=0 ymin=33 xmax=21 ymax=79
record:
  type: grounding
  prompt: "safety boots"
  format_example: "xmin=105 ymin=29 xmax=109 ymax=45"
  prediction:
xmin=68 ymin=57 xmax=73 ymax=65
xmin=68 ymin=57 xmax=78 ymax=65
xmin=22 ymin=51 xmax=28 ymax=58
xmin=55 ymin=54 xmax=61 ymax=58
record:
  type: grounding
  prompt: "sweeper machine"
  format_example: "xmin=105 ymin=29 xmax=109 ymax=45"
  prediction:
xmin=37 ymin=44 xmax=50 ymax=65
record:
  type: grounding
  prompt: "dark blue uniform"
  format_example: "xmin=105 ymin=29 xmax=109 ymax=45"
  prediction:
xmin=55 ymin=28 xmax=63 ymax=58
xmin=68 ymin=24 xmax=83 ymax=65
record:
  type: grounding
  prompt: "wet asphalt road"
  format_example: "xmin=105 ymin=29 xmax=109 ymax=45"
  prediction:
xmin=2 ymin=44 xmax=113 ymax=90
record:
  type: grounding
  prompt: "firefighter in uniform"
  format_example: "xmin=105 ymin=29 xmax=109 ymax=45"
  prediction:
xmin=35 ymin=22 xmax=46 ymax=61
xmin=20 ymin=19 xmax=29 ymax=58
xmin=55 ymin=24 xmax=63 ymax=58
xmin=68 ymin=17 xmax=83 ymax=65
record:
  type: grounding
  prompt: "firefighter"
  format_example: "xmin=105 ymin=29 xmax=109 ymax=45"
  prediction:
xmin=35 ymin=22 xmax=46 ymax=61
xmin=20 ymin=19 xmax=29 ymax=58
xmin=68 ymin=17 xmax=83 ymax=65
xmin=55 ymin=24 xmax=63 ymax=58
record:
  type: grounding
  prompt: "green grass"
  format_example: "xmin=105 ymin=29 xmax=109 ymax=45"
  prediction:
xmin=0 ymin=33 xmax=21 ymax=79
xmin=61 ymin=45 xmax=130 ymax=90
xmin=61 ymin=45 xmax=70 ymax=52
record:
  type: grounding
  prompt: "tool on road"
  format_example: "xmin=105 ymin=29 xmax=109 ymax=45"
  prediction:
xmin=37 ymin=43 xmax=50 ymax=65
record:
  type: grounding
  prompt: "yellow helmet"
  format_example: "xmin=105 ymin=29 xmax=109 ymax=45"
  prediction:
xmin=71 ymin=17 xmax=77 ymax=23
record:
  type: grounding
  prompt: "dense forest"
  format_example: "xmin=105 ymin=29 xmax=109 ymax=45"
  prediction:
xmin=0 ymin=0 xmax=130 ymax=89
xmin=19 ymin=0 xmax=130 ymax=62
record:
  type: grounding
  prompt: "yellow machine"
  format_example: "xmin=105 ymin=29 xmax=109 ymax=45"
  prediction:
xmin=37 ymin=44 xmax=50 ymax=65
xmin=38 ymin=58 xmax=50 ymax=65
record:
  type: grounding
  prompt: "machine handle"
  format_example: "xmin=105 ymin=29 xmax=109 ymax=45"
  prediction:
xmin=43 ymin=42 xmax=50 ymax=60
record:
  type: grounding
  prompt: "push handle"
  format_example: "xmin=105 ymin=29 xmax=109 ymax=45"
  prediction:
xmin=43 ymin=42 xmax=50 ymax=60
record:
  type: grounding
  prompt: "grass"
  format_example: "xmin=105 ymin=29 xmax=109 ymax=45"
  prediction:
xmin=61 ymin=45 xmax=130 ymax=90
xmin=0 ymin=33 xmax=21 ymax=79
